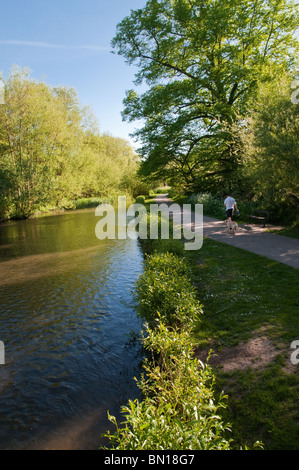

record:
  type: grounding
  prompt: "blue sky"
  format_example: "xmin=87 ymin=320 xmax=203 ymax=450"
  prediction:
xmin=0 ymin=0 xmax=148 ymax=147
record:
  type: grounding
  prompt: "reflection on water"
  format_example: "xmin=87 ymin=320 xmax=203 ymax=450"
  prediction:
xmin=0 ymin=209 xmax=144 ymax=449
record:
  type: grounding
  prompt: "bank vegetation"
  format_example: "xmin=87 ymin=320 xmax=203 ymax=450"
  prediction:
xmin=0 ymin=67 xmax=147 ymax=221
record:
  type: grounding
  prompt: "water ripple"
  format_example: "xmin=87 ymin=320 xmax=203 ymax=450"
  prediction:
xmin=0 ymin=210 xmax=144 ymax=449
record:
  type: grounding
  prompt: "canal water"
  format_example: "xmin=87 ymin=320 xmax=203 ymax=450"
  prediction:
xmin=0 ymin=208 xmax=144 ymax=449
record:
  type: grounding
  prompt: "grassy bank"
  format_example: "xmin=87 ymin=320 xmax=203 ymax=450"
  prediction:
xmin=1 ymin=195 xmax=138 ymax=223
xmin=24 ymin=195 xmax=135 ymax=221
xmin=188 ymin=239 xmax=299 ymax=450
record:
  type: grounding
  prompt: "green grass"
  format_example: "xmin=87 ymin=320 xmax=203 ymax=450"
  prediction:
xmin=266 ymin=226 xmax=299 ymax=239
xmin=187 ymin=238 xmax=299 ymax=450
xmin=217 ymin=361 xmax=299 ymax=450
xmin=189 ymin=239 xmax=299 ymax=346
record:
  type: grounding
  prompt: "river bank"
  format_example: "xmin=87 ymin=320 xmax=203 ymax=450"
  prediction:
xmin=0 ymin=196 xmax=123 ymax=224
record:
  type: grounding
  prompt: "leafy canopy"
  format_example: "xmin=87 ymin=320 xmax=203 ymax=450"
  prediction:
xmin=112 ymin=0 xmax=299 ymax=192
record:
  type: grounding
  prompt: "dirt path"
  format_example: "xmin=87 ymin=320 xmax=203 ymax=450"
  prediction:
xmin=155 ymin=194 xmax=299 ymax=269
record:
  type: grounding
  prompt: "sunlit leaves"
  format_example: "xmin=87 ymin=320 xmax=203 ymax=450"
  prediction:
xmin=243 ymin=71 xmax=299 ymax=221
xmin=112 ymin=0 xmax=299 ymax=192
xmin=0 ymin=68 xmax=140 ymax=218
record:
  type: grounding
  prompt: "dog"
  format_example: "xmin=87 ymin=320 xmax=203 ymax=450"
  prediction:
xmin=225 ymin=219 xmax=238 ymax=235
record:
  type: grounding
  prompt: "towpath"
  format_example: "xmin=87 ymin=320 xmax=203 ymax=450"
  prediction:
xmin=155 ymin=194 xmax=299 ymax=269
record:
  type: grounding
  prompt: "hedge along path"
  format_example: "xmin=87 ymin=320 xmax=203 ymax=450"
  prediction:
xmin=155 ymin=194 xmax=299 ymax=269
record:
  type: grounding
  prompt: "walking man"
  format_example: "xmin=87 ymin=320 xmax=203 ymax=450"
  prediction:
xmin=224 ymin=195 xmax=239 ymax=222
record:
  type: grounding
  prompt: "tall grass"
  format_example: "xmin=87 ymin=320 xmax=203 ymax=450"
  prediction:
xmin=73 ymin=196 xmax=115 ymax=209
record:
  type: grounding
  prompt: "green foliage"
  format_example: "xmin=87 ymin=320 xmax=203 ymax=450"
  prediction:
xmin=73 ymin=197 xmax=115 ymax=209
xmin=87 ymin=133 xmax=140 ymax=199
xmin=134 ymin=252 xmax=203 ymax=331
xmin=135 ymin=195 xmax=146 ymax=204
xmin=188 ymin=192 xmax=259 ymax=223
xmin=103 ymin=324 xmax=233 ymax=450
xmin=148 ymin=189 xmax=156 ymax=198
xmin=189 ymin=193 xmax=224 ymax=219
xmin=112 ymin=0 xmax=299 ymax=193
xmin=155 ymin=187 xmax=169 ymax=194
xmin=102 ymin=244 xmax=234 ymax=450
xmin=243 ymin=71 xmax=299 ymax=225
xmin=150 ymin=238 xmax=185 ymax=256
xmin=0 ymin=67 xmax=141 ymax=220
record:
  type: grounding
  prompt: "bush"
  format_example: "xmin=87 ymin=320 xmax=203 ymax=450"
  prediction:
xmin=131 ymin=180 xmax=150 ymax=199
xmin=155 ymin=187 xmax=169 ymax=194
xmin=74 ymin=197 xmax=115 ymax=209
xmin=135 ymin=195 xmax=146 ymax=204
xmin=189 ymin=193 xmax=262 ymax=223
xmin=102 ymin=323 xmax=233 ymax=450
xmin=189 ymin=193 xmax=224 ymax=219
xmin=148 ymin=189 xmax=156 ymax=198
xmin=134 ymin=252 xmax=203 ymax=332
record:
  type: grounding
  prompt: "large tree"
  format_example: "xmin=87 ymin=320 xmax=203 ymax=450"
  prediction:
xmin=112 ymin=0 xmax=299 ymax=193
xmin=0 ymin=68 xmax=97 ymax=217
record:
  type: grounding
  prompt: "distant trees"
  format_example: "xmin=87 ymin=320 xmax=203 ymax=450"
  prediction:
xmin=112 ymin=0 xmax=299 ymax=196
xmin=0 ymin=67 xmax=140 ymax=219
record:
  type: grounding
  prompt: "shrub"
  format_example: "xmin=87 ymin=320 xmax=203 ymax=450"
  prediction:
xmin=134 ymin=252 xmax=203 ymax=331
xmin=135 ymin=195 xmax=146 ymax=204
xmin=148 ymin=189 xmax=156 ymax=198
xmin=155 ymin=187 xmax=169 ymax=194
xmin=189 ymin=193 xmax=224 ymax=219
xmin=102 ymin=323 xmax=232 ymax=450
xmin=74 ymin=197 xmax=114 ymax=209
xmin=189 ymin=193 xmax=264 ymax=223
